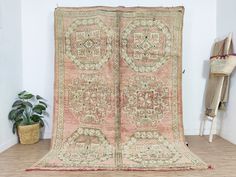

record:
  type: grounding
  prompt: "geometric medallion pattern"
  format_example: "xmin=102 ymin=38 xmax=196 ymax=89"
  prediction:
xmin=122 ymin=131 xmax=181 ymax=167
xmin=58 ymin=128 xmax=113 ymax=166
xmin=65 ymin=17 xmax=113 ymax=70
xmin=123 ymin=76 xmax=170 ymax=127
xmin=121 ymin=19 xmax=172 ymax=72
xmin=68 ymin=74 xmax=112 ymax=124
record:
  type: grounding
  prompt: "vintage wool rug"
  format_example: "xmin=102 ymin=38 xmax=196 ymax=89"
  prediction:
xmin=28 ymin=6 xmax=208 ymax=171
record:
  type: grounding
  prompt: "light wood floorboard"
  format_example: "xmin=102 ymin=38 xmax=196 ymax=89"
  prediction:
xmin=0 ymin=136 xmax=236 ymax=177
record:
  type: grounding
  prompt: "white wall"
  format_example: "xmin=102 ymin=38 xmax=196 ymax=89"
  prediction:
xmin=20 ymin=0 xmax=217 ymax=138
xmin=0 ymin=0 xmax=22 ymax=152
xmin=217 ymin=0 xmax=236 ymax=144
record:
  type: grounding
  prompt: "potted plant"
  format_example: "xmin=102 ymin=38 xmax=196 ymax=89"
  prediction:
xmin=8 ymin=91 xmax=48 ymax=144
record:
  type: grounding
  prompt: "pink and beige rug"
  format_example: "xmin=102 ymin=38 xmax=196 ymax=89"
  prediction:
xmin=28 ymin=6 xmax=208 ymax=171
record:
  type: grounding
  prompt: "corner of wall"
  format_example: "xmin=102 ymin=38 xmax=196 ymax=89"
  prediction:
xmin=0 ymin=136 xmax=18 ymax=153
xmin=0 ymin=0 xmax=23 ymax=152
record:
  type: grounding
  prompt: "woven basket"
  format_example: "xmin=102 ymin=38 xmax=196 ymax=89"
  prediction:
xmin=210 ymin=55 xmax=236 ymax=75
xmin=18 ymin=123 xmax=40 ymax=144
xmin=210 ymin=33 xmax=236 ymax=75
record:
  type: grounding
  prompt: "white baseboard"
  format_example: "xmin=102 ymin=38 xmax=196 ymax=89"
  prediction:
xmin=0 ymin=136 xmax=18 ymax=153
xmin=0 ymin=132 xmax=51 ymax=153
xmin=219 ymin=131 xmax=236 ymax=145
xmin=42 ymin=131 xmax=52 ymax=139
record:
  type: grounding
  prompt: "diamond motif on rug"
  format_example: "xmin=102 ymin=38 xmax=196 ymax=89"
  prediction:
xmin=121 ymin=19 xmax=172 ymax=72
xmin=65 ymin=18 xmax=113 ymax=70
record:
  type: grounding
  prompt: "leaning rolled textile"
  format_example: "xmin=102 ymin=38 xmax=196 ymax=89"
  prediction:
xmin=205 ymin=34 xmax=236 ymax=117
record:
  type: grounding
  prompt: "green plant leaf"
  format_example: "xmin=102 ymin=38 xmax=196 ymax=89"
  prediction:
xmin=32 ymin=105 xmax=45 ymax=115
xmin=12 ymin=118 xmax=23 ymax=134
xmin=33 ymin=104 xmax=46 ymax=111
xmin=8 ymin=108 xmax=24 ymax=121
xmin=39 ymin=101 xmax=47 ymax=108
xmin=19 ymin=93 xmax=34 ymax=99
xmin=28 ymin=119 xmax=35 ymax=125
xmin=18 ymin=90 xmax=26 ymax=96
xmin=31 ymin=114 xmax=42 ymax=121
xmin=30 ymin=115 xmax=44 ymax=127
xmin=21 ymin=113 xmax=28 ymax=125
xmin=36 ymin=95 xmax=45 ymax=100
xmin=12 ymin=123 xmax=17 ymax=134
xmin=34 ymin=109 xmax=42 ymax=114
xmin=8 ymin=109 xmax=17 ymax=120
xmin=23 ymin=101 xmax=33 ymax=107
xmin=12 ymin=100 xmax=23 ymax=107
xmin=15 ymin=109 xmax=24 ymax=119
xmin=39 ymin=119 xmax=44 ymax=127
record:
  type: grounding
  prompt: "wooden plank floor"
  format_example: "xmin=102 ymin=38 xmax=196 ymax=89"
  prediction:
xmin=0 ymin=136 xmax=236 ymax=177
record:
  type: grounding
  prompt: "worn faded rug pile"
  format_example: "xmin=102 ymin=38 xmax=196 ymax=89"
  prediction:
xmin=28 ymin=6 xmax=208 ymax=171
